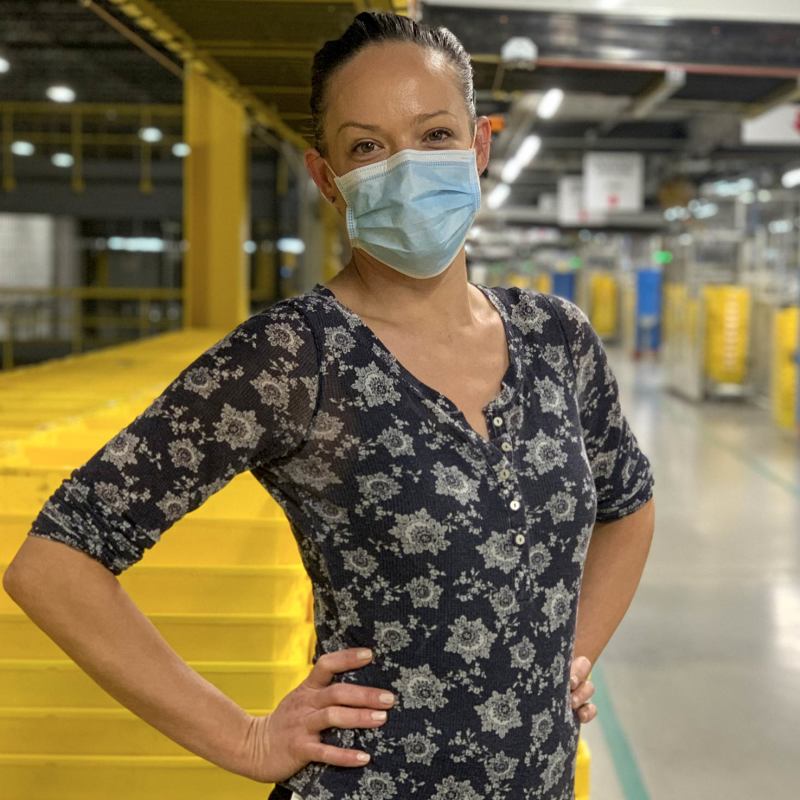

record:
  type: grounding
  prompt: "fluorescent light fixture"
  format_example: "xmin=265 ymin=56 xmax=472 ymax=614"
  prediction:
xmin=501 ymin=159 xmax=523 ymax=184
xmin=487 ymin=183 xmax=511 ymax=209
xmin=277 ymin=237 xmax=305 ymax=254
xmin=537 ymin=88 xmax=564 ymax=120
xmin=517 ymin=134 xmax=542 ymax=164
xmin=781 ymin=167 xmax=800 ymax=189
xmin=663 ymin=206 xmax=690 ymax=222
xmin=172 ymin=142 xmax=191 ymax=157
xmin=10 ymin=140 xmax=34 ymax=156
xmin=51 ymin=152 xmax=74 ymax=168
xmin=107 ymin=236 xmax=166 ymax=252
xmin=693 ymin=201 xmax=718 ymax=219
xmin=768 ymin=219 xmax=793 ymax=235
xmin=244 ymin=240 xmax=257 ymax=254
xmin=500 ymin=135 xmax=542 ymax=184
xmin=712 ymin=177 xmax=754 ymax=197
xmin=139 ymin=127 xmax=163 ymax=143
xmin=46 ymin=85 xmax=76 ymax=103
xmin=0 ymin=57 xmax=9 ymax=74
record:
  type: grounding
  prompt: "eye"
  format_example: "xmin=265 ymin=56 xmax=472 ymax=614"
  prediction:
xmin=427 ymin=128 xmax=453 ymax=142
xmin=351 ymin=141 xmax=377 ymax=155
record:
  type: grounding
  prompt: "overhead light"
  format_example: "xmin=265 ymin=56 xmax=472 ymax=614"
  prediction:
xmin=107 ymin=236 xmax=166 ymax=252
xmin=10 ymin=140 xmax=35 ymax=156
xmin=757 ymin=189 xmax=772 ymax=203
xmin=781 ymin=167 xmax=800 ymax=189
xmin=741 ymin=192 xmax=756 ymax=204
xmin=711 ymin=177 xmax=755 ymax=197
xmin=768 ymin=219 xmax=793 ymax=234
xmin=500 ymin=36 xmax=538 ymax=69
xmin=277 ymin=237 xmax=305 ymax=254
xmin=663 ymin=206 xmax=690 ymax=222
xmin=501 ymin=159 xmax=523 ymax=184
xmin=517 ymin=134 xmax=542 ymax=164
xmin=139 ymin=127 xmax=163 ymax=143
xmin=487 ymin=183 xmax=511 ymax=209
xmin=51 ymin=152 xmax=74 ymax=168
xmin=0 ymin=57 xmax=10 ymax=74
xmin=500 ymin=134 xmax=542 ymax=184
xmin=46 ymin=85 xmax=76 ymax=103
xmin=693 ymin=201 xmax=718 ymax=219
xmin=172 ymin=142 xmax=191 ymax=157
xmin=537 ymin=88 xmax=564 ymax=120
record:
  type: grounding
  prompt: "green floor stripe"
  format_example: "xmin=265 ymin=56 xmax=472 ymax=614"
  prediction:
xmin=592 ymin=662 xmax=651 ymax=800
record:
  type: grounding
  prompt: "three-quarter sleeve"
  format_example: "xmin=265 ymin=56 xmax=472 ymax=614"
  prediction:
xmin=27 ymin=299 xmax=320 ymax=575
xmin=542 ymin=293 xmax=654 ymax=522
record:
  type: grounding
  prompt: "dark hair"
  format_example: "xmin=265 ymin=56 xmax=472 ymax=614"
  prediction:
xmin=309 ymin=11 xmax=476 ymax=156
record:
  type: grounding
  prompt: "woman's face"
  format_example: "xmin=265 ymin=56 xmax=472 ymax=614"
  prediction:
xmin=305 ymin=41 xmax=491 ymax=212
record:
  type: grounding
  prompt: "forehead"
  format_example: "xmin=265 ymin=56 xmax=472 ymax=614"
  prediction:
xmin=325 ymin=42 xmax=463 ymax=134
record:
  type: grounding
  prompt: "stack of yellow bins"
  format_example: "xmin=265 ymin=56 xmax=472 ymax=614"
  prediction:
xmin=772 ymin=306 xmax=799 ymax=433
xmin=0 ymin=330 xmax=592 ymax=799
xmin=588 ymin=273 xmax=619 ymax=340
xmin=702 ymin=285 xmax=751 ymax=386
xmin=0 ymin=331 xmax=313 ymax=799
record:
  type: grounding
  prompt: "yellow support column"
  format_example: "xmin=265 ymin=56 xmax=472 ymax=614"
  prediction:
xmin=183 ymin=63 xmax=250 ymax=328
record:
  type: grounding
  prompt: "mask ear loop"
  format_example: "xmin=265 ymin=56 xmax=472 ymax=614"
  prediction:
xmin=322 ymin=158 xmax=339 ymax=204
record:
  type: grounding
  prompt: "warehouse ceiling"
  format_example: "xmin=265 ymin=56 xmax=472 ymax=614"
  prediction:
xmin=1 ymin=0 xmax=799 ymax=210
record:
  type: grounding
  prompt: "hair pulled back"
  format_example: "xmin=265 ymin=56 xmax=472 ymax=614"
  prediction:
xmin=309 ymin=11 xmax=476 ymax=156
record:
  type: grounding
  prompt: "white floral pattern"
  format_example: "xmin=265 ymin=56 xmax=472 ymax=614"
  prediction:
xmin=28 ymin=283 xmax=654 ymax=800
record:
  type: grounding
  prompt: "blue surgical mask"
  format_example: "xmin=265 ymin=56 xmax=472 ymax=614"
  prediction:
xmin=323 ymin=131 xmax=481 ymax=279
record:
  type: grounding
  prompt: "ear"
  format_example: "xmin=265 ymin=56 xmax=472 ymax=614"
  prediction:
xmin=473 ymin=116 xmax=492 ymax=177
xmin=304 ymin=149 xmax=339 ymax=205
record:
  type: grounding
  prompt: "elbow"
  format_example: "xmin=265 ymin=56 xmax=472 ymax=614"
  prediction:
xmin=2 ymin=559 xmax=25 ymax=604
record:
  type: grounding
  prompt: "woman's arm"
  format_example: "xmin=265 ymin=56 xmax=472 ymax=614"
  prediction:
xmin=572 ymin=497 xmax=656 ymax=666
xmin=3 ymin=535 xmax=260 ymax=779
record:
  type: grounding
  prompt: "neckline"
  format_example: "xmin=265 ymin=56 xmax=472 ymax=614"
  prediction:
xmin=311 ymin=280 xmax=519 ymax=444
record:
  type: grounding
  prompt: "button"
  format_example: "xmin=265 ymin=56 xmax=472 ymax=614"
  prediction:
xmin=514 ymin=533 xmax=525 ymax=545
xmin=492 ymin=416 xmax=503 ymax=427
xmin=498 ymin=468 xmax=510 ymax=480
xmin=501 ymin=441 xmax=512 ymax=452
xmin=509 ymin=498 xmax=521 ymax=511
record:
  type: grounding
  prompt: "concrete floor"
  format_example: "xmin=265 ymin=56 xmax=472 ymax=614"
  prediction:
xmin=584 ymin=349 xmax=800 ymax=800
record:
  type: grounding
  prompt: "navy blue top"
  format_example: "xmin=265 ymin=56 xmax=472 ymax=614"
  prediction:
xmin=29 ymin=282 xmax=654 ymax=800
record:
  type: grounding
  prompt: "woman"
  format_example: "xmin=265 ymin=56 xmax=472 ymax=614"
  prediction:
xmin=5 ymin=10 xmax=655 ymax=800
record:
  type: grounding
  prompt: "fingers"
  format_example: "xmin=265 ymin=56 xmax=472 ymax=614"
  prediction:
xmin=307 ymin=740 xmax=373 ymax=767
xmin=569 ymin=655 xmax=592 ymax=688
xmin=307 ymin=702 xmax=390 ymax=738
xmin=575 ymin=702 xmax=597 ymax=724
xmin=305 ymin=647 xmax=375 ymax=690
xmin=318 ymin=679 xmax=396 ymax=713
xmin=570 ymin=678 xmax=594 ymax=709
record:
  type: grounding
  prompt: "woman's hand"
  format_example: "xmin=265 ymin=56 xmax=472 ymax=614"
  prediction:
xmin=238 ymin=648 xmax=394 ymax=784
xmin=569 ymin=655 xmax=597 ymax=724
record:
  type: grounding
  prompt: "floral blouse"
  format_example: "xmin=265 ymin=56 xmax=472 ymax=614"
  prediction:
xmin=28 ymin=281 xmax=654 ymax=800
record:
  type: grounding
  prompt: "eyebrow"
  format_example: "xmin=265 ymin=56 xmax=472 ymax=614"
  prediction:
xmin=336 ymin=110 xmax=456 ymax=137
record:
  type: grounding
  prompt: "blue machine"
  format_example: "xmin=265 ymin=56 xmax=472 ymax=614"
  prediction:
xmin=551 ymin=271 xmax=576 ymax=303
xmin=635 ymin=267 xmax=662 ymax=354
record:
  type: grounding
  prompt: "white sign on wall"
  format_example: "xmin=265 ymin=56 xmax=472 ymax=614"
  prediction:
xmin=742 ymin=104 xmax=800 ymax=145
xmin=557 ymin=176 xmax=588 ymax=226
xmin=583 ymin=152 xmax=644 ymax=215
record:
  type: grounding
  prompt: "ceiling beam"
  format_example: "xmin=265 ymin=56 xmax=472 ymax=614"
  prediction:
xmin=744 ymin=77 xmax=800 ymax=119
xmin=103 ymin=0 xmax=310 ymax=151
